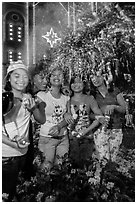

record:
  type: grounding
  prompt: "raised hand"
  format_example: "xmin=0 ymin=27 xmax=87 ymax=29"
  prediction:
xmin=22 ymin=94 xmax=35 ymax=111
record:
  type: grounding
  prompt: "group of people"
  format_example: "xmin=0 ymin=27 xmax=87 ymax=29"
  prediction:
xmin=2 ymin=60 xmax=127 ymax=201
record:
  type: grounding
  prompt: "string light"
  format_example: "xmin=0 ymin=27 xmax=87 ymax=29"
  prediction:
xmin=9 ymin=23 xmax=13 ymax=41
xmin=17 ymin=26 xmax=22 ymax=42
xmin=18 ymin=51 xmax=22 ymax=60
xmin=8 ymin=50 xmax=13 ymax=62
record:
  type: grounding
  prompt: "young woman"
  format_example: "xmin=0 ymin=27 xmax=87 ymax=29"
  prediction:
xmin=91 ymin=70 xmax=126 ymax=163
xmin=30 ymin=61 xmax=48 ymax=95
xmin=2 ymin=60 xmax=46 ymax=201
xmin=25 ymin=61 xmax=49 ymax=178
xmin=65 ymin=76 xmax=102 ymax=168
xmin=37 ymin=66 xmax=70 ymax=172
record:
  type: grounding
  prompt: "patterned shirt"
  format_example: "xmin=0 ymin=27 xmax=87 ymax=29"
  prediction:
xmin=37 ymin=91 xmax=69 ymax=137
xmin=69 ymin=95 xmax=98 ymax=134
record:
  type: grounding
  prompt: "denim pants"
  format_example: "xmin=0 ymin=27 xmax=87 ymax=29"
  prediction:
xmin=69 ymin=137 xmax=94 ymax=168
xmin=2 ymin=155 xmax=26 ymax=201
xmin=38 ymin=135 xmax=69 ymax=170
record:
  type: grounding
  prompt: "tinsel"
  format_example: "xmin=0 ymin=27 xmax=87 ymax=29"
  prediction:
xmin=49 ymin=3 xmax=134 ymax=87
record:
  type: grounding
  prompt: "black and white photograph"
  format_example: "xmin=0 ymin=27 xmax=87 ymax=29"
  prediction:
xmin=2 ymin=1 xmax=135 ymax=202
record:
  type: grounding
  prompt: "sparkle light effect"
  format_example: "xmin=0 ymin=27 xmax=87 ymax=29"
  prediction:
xmin=42 ymin=27 xmax=61 ymax=48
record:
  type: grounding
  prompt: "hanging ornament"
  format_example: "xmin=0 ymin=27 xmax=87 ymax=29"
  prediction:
xmin=47 ymin=2 xmax=134 ymax=91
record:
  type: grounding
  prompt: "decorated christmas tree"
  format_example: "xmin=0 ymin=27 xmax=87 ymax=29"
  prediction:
xmin=47 ymin=3 xmax=135 ymax=95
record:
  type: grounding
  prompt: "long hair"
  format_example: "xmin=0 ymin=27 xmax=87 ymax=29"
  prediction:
xmin=47 ymin=67 xmax=64 ymax=91
xmin=90 ymin=78 xmax=115 ymax=97
xmin=69 ymin=76 xmax=86 ymax=97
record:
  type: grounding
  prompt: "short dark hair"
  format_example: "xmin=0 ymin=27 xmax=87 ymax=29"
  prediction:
xmin=29 ymin=60 xmax=49 ymax=78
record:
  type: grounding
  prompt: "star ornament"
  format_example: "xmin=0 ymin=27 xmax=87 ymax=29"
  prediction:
xmin=42 ymin=27 xmax=61 ymax=48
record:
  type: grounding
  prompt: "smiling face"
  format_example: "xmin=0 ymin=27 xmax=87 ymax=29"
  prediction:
xmin=71 ymin=77 xmax=84 ymax=93
xmin=91 ymin=73 xmax=104 ymax=88
xmin=9 ymin=68 xmax=29 ymax=92
xmin=50 ymin=69 xmax=64 ymax=87
xmin=33 ymin=71 xmax=47 ymax=91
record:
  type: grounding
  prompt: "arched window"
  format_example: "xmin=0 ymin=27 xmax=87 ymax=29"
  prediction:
xmin=5 ymin=11 xmax=24 ymax=61
xmin=6 ymin=11 xmax=24 ymax=43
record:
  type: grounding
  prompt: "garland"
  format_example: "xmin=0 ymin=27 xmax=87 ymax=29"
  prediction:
xmin=48 ymin=3 xmax=134 ymax=89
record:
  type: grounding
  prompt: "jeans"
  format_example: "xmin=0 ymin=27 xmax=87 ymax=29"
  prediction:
xmin=38 ymin=135 xmax=69 ymax=170
xmin=69 ymin=137 xmax=94 ymax=168
xmin=2 ymin=155 xmax=26 ymax=201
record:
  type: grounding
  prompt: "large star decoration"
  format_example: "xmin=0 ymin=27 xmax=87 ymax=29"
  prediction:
xmin=42 ymin=27 xmax=61 ymax=48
